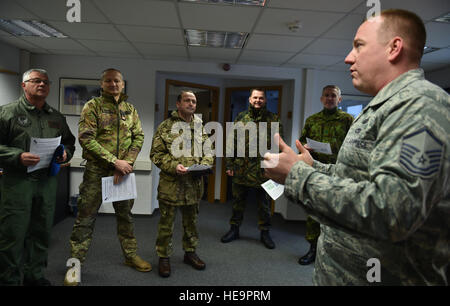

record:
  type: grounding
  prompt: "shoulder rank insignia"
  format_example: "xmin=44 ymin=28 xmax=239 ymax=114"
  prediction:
xmin=399 ymin=127 xmax=443 ymax=179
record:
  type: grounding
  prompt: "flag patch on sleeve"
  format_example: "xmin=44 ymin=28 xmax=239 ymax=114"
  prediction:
xmin=399 ymin=127 xmax=443 ymax=179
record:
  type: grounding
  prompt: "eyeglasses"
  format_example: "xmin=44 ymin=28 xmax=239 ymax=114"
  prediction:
xmin=24 ymin=78 xmax=51 ymax=85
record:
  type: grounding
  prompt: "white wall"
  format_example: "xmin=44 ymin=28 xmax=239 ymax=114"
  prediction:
xmin=0 ymin=42 xmax=21 ymax=105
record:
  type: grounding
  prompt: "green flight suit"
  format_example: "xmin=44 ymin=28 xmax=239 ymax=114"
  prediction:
xmin=150 ymin=111 xmax=214 ymax=257
xmin=225 ymin=104 xmax=283 ymax=231
xmin=0 ymin=95 xmax=75 ymax=285
xmin=286 ymin=69 xmax=449 ymax=285
xmin=69 ymin=92 xmax=144 ymax=262
xmin=299 ymin=108 xmax=353 ymax=244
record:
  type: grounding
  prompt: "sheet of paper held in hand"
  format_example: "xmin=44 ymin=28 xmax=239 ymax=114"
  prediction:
xmin=261 ymin=179 xmax=285 ymax=201
xmin=306 ymin=137 xmax=332 ymax=155
xmin=27 ymin=136 xmax=61 ymax=173
xmin=101 ymin=173 xmax=137 ymax=203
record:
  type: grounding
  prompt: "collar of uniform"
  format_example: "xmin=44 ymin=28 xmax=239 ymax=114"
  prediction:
xmin=248 ymin=103 xmax=268 ymax=119
xmin=322 ymin=107 xmax=338 ymax=116
xmin=101 ymin=91 xmax=128 ymax=104
xmin=19 ymin=94 xmax=52 ymax=113
xmin=170 ymin=110 xmax=202 ymax=124
xmin=366 ymin=68 xmax=424 ymax=109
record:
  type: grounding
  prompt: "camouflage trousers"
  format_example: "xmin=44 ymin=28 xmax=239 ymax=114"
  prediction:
xmin=156 ymin=201 xmax=199 ymax=258
xmin=305 ymin=216 xmax=321 ymax=244
xmin=69 ymin=163 xmax=137 ymax=262
xmin=229 ymin=183 xmax=271 ymax=231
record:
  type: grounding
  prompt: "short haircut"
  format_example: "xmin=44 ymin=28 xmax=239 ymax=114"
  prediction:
xmin=101 ymin=68 xmax=123 ymax=81
xmin=322 ymin=85 xmax=341 ymax=97
xmin=250 ymin=88 xmax=266 ymax=98
xmin=377 ymin=9 xmax=426 ymax=63
xmin=22 ymin=68 xmax=48 ymax=82
xmin=177 ymin=90 xmax=195 ymax=102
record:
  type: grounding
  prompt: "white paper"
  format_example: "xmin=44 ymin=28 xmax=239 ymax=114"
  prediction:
xmin=261 ymin=179 xmax=285 ymax=201
xmin=101 ymin=173 xmax=137 ymax=203
xmin=306 ymin=137 xmax=332 ymax=155
xmin=27 ymin=136 xmax=61 ymax=173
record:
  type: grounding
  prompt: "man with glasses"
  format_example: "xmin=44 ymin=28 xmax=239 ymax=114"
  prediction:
xmin=0 ymin=68 xmax=76 ymax=285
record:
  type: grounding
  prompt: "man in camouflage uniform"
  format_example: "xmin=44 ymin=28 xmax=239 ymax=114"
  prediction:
xmin=221 ymin=88 xmax=282 ymax=249
xmin=150 ymin=90 xmax=214 ymax=278
xmin=0 ymin=69 xmax=75 ymax=286
xmin=298 ymin=85 xmax=353 ymax=265
xmin=264 ymin=9 xmax=449 ymax=285
xmin=65 ymin=68 xmax=150 ymax=286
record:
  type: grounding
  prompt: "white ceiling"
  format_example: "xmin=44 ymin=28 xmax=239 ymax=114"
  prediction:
xmin=0 ymin=0 xmax=449 ymax=72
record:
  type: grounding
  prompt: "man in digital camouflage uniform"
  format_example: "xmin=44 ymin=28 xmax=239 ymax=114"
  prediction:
xmin=264 ymin=9 xmax=449 ymax=285
xmin=221 ymin=88 xmax=282 ymax=249
xmin=65 ymin=68 xmax=150 ymax=286
xmin=298 ymin=85 xmax=353 ymax=265
xmin=150 ymin=90 xmax=214 ymax=278
xmin=0 ymin=69 xmax=75 ymax=286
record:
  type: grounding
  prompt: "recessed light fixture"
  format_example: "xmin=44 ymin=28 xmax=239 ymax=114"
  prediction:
xmin=423 ymin=46 xmax=441 ymax=54
xmin=180 ymin=0 xmax=266 ymax=6
xmin=185 ymin=29 xmax=249 ymax=48
xmin=433 ymin=12 xmax=450 ymax=23
xmin=0 ymin=19 xmax=67 ymax=38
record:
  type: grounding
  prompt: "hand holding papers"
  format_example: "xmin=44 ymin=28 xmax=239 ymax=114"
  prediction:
xmin=102 ymin=173 xmax=137 ymax=204
xmin=306 ymin=137 xmax=332 ymax=155
xmin=27 ymin=136 xmax=61 ymax=173
xmin=261 ymin=179 xmax=285 ymax=200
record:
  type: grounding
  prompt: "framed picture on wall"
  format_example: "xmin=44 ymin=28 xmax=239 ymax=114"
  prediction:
xmin=59 ymin=78 xmax=101 ymax=116
xmin=339 ymin=94 xmax=372 ymax=118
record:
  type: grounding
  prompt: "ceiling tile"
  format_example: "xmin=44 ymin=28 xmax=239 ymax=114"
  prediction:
xmin=422 ymin=48 xmax=450 ymax=63
xmin=117 ymin=25 xmax=184 ymax=44
xmin=245 ymin=34 xmax=312 ymax=52
xmin=19 ymin=37 xmax=88 ymax=50
xmin=425 ymin=22 xmax=450 ymax=48
xmin=95 ymin=51 xmax=142 ymax=59
xmin=268 ymin=0 xmax=363 ymax=13
xmin=134 ymin=43 xmax=187 ymax=57
xmin=239 ymin=50 xmax=295 ymax=65
xmin=15 ymin=0 xmax=109 ymax=22
xmin=78 ymin=39 xmax=138 ymax=53
xmin=353 ymin=0 xmax=450 ymax=22
xmin=287 ymin=53 xmax=343 ymax=67
xmin=47 ymin=49 xmax=97 ymax=56
xmin=189 ymin=47 xmax=240 ymax=61
xmin=322 ymin=14 xmax=365 ymax=40
xmin=94 ymin=0 xmax=179 ymax=27
xmin=302 ymin=38 xmax=353 ymax=56
xmin=179 ymin=3 xmax=260 ymax=32
xmin=255 ymin=8 xmax=345 ymax=37
xmin=48 ymin=22 xmax=126 ymax=41
xmin=0 ymin=35 xmax=41 ymax=50
xmin=0 ymin=0 xmax=39 ymax=19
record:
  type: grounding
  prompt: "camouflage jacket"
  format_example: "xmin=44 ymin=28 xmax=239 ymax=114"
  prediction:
xmin=78 ymin=92 xmax=144 ymax=168
xmin=226 ymin=105 xmax=283 ymax=187
xmin=0 ymin=94 xmax=75 ymax=178
xmin=300 ymin=108 xmax=353 ymax=164
xmin=285 ymin=69 xmax=450 ymax=285
xmin=150 ymin=111 xmax=214 ymax=206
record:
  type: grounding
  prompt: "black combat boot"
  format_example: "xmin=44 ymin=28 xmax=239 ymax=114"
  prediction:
xmin=260 ymin=230 xmax=275 ymax=249
xmin=221 ymin=225 xmax=239 ymax=243
xmin=298 ymin=243 xmax=316 ymax=265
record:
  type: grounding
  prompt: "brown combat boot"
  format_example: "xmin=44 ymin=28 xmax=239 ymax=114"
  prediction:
xmin=183 ymin=252 xmax=206 ymax=270
xmin=158 ymin=257 xmax=171 ymax=277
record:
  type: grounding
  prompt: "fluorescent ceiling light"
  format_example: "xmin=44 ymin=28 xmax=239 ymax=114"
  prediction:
xmin=434 ymin=12 xmax=450 ymax=23
xmin=0 ymin=19 xmax=67 ymax=38
xmin=185 ymin=29 xmax=249 ymax=48
xmin=423 ymin=46 xmax=441 ymax=54
xmin=180 ymin=0 xmax=266 ymax=6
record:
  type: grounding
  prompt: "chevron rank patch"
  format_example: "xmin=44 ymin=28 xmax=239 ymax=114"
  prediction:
xmin=399 ymin=127 xmax=444 ymax=179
